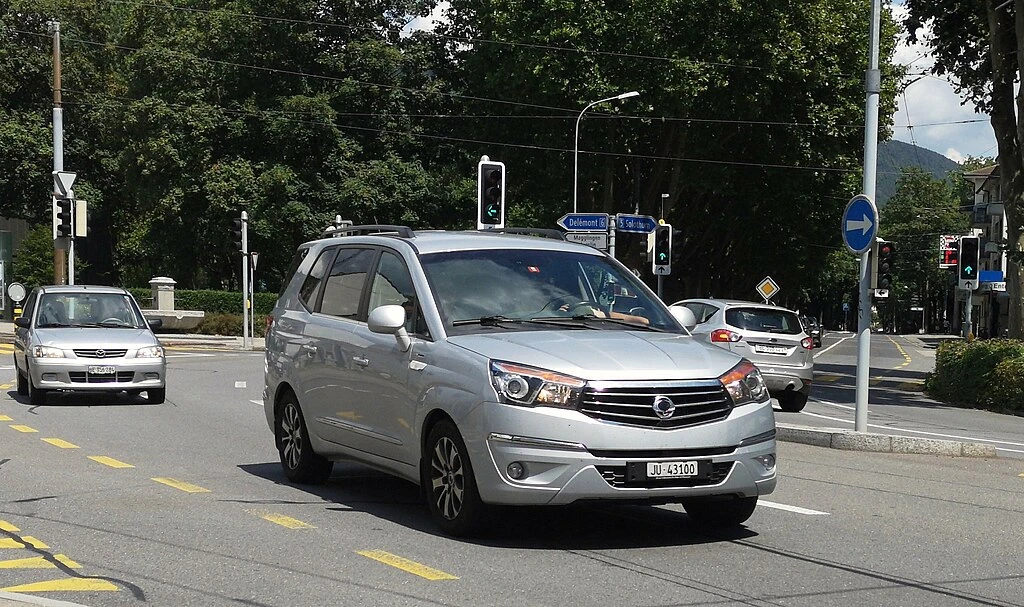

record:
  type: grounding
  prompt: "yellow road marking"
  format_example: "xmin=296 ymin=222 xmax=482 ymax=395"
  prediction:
xmin=247 ymin=510 xmax=315 ymax=529
xmin=0 ymin=384 xmax=12 ymax=390
xmin=1019 ymin=473 xmax=1024 ymax=478
xmin=0 ymin=521 xmax=19 ymax=532
xmin=815 ymin=375 xmax=842 ymax=382
xmin=87 ymin=456 xmax=134 ymax=469
xmin=0 ymin=537 xmax=48 ymax=549
xmin=42 ymin=438 xmax=79 ymax=449
xmin=898 ymin=382 xmax=924 ymax=391
xmin=2 ymin=577 xmax=118 ymax=592
xmin=0 ymin=554 xmax=80 ymax=569
xmin=151 ymin=478 xmax=210 ymax=493
xmin=9 ymin=425 xmax=37 ymax=433
xmin=868 ymin=379 xmax=882 ymax=386
xmin=0 ymin=415 xmax=11 ymax=421
xmin=357 ymin=550 xmax=458 ymax=581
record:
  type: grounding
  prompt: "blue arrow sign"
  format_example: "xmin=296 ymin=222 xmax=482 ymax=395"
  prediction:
xmin=842 ymin=195 xmax=878 ymax=254
xmin=616 ymin=214 xmax=658 ymax=234
xmin=557 ymin=213 xmax=610 ymax=232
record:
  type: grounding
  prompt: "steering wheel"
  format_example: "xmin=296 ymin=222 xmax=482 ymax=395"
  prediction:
xmin=100 ymin=317 xmax=128 ymax=326
xmin=538 ymin=296 xmax=599 ymax=316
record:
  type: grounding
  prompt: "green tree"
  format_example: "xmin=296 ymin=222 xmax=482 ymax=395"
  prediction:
xmin=903 ymin=1 xmax=1024 ymax=338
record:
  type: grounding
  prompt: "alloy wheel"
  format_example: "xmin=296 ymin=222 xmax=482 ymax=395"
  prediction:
xmin=430 ymin=437 xmax=465 ymax=520
xmin=281 ymin=403 xmax=303 ymax=470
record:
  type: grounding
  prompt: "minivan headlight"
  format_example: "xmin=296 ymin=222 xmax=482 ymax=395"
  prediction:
xmin=136 ymin=346 xmax=164 ymax=359
xmin=32 ymin=345 xmax=65 ymax=358
xmin=719 ymin=360 xmax=768 ymax=406
xmin=490 ymin=361 xmax=585 ymax=409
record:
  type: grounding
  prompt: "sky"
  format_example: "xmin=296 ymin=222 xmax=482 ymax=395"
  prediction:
xmin=409 ymin=3 xmax=998 ymax=164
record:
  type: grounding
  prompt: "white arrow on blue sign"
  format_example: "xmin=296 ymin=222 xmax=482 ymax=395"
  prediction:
xmin=616 ymin=214 xmax=657 ymax=233
xmin=842 ymin=194 xmax=878 ymax=254
xmin=557 ymin=213 xmax=610 ymax=232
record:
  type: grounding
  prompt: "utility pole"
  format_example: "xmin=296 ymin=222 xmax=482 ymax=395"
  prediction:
xmin=241 ymin=211 xmax=250 ymax=350
xmin=51 ymin=21 xmax=67 ymax=285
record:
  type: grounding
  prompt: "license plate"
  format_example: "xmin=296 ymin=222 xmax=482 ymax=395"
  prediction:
xmin=646 ymin=460 xmax=699 ymax=479
xmin=754 ymin=344 xmax=788 ymax=354
xmin=88 ymin=366 xmax=116 ymax=375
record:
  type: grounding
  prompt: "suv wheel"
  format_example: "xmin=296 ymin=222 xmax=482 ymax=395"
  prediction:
xmin=777 ymin=391 xmax=808 ymax=412
xmin=276 ymin=394 xmax=332 ymax=484
xmin=27 ymin=366 xmax=48 ymax=406
xmin=422 ymin=420 xmax=485 ymax=537
xmin=682 ymin=496 xmax=758 ymax=527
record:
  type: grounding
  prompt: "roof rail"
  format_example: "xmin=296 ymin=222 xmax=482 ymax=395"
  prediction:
xmin=322 ymin=224 xmax=416 ymax=239
xmin=478 ymin=227 xmax=566 ymax=240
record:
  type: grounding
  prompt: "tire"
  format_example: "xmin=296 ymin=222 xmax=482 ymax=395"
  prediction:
xmin=15 ymin=359 xmax=27 ymax=396
xmin=682 ymin=496 xmax=758 ymax=527
xmin=777 ymin=391 xmax=808 ymax=413
xmin=147 ymin=388 xmax=166 ymax=404
xmin=27 ymin=367 xmax=48 ymax=406
xmin=422 ymin=419 xmax=486 ymax=537
xmin=276 ymin=394 xmax=332 ymax=484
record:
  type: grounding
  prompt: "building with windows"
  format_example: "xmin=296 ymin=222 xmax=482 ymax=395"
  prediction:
xmin=962 ymin=166 xmax=1010 ymax=338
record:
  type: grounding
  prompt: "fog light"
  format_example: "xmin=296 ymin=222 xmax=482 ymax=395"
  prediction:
xmin=145 ymin=373 xmax=160 ymax=380
xmin=754 ymin=454 xmax=776 ymax=471
xmin=42 ymin=373 xmax=58 ymax=382
xmin=507 ymin=462 xmax=525 ymax=479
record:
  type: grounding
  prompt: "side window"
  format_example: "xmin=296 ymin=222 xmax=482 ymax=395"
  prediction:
xmin=369 ymin=251 xmax=429 ymax=337
xmin=299 ymin=247 xmax=336 ymax=310
xmin=21 ymin=291 xmax=38 ymax=323
xmin=320 ymin=248 xmax=375 ymax=318
xmin=683 ymin=303 xmax=715 ymax=324
xmin=280 ymin=246 xmax=310 ymax=298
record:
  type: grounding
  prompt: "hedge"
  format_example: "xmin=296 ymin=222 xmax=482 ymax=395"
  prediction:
xmin=130 ymin=288 xmax=278 ymax=315
xmin=925 ymin=339 xmax=1024 ymax=412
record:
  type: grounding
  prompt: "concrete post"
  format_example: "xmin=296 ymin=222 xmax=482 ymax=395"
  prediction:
xmin=150 ymin=277 xmax=176 ymax=311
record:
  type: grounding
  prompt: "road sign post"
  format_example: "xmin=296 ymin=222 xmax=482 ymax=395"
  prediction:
xmin=842 ymin=193 xmax=880 ymax=434
xmin=756 ymin=276 xmax=779 ymax=304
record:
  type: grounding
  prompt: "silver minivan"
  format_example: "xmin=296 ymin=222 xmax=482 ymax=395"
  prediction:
xmin=264 ymin=226 xmax=777 ymax=536
xmin=670 ymin=299 xmax=813 ymax=412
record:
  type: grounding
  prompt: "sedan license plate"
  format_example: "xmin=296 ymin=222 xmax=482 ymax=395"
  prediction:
xmin=88 ymin=365 xmax=116 ymax=375
xmin=647 ymin=460 xmax=698 ymax=479
xmin=754 ymin=344 xmax=788 ymax=355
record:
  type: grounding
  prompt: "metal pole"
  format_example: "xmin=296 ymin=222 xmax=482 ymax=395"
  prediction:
xmin=51 ymin=21 xmax=67 ymax=285
xmin=68 ymin=197 xmax=74 ymax=285
xmin=855 ymin=0 xmax=881 ymax=433
xmin=608 ymin=215 xmax=616 ymax=259
xmin=657 ymin=275 xmax=664 ymax=300
xmin=963 ymin=290 xmax=973 ymax=339
xmin=241 ymin=211 xmax=250 ymax=350
xmin=573 ymin=92 xmax=639 ymax=213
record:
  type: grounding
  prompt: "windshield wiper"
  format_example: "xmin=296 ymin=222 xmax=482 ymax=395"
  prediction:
xmin=567 ymin=315 xmax=664 ymax=331
xmin=452 ymin=315 xmax=523 ymax=327
xmin=36 ymin=322 xmax=71 ymax=328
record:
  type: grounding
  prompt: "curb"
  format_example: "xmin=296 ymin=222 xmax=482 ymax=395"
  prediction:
xmin=777 ymin=423 xmax=997 ymax=457
xmin=0 ymin=591 xmax=91 ymax=607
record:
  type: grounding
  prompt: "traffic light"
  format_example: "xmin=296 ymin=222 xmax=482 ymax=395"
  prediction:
xmin=231 ymin=218 xmax=244 ymax=252
xmin=873 ymin=240 xmax=895 ymax=290
xmin=477 ymin=160 xmax=505 ymax=228
xmin=958 ymin=236 xmax=980 ymax=289
xmin=652 ymin=224 xmax=672 ymax=275
xmin=55 ymin=198 xmax=73 ymax=238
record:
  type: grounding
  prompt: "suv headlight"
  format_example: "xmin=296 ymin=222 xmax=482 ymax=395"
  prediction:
xmin=490 ymin=361 xmax=585 ymax=409
xmin=136 ymin=346 xmax=164 ymax=359
xmin=719 ymin=360 xmax=768 ymax=406
xmin=32 ymin=346 xmax=65 ymax=358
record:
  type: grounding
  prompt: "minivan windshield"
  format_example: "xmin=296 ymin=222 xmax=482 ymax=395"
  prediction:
xmin=36 ymin=292 xmax=146 ymax=328
xmin=420 ymin=248 xmax=681 ymax=332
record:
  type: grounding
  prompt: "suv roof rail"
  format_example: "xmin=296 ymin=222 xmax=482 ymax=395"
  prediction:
xmin=322 ymin=224 xmax=416 ymax=239
xmin=478 ymin=227 xmax=566 ymax=240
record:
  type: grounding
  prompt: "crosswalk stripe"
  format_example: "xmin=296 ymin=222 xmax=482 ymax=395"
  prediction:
xmin=2 ymin=577 xmax=119 ymax=592
xmin=88 ymin=456 xmax=134 ymax=469
xmin=0 ymin=537 xmax=48 ymax=549
xmin=0 ymin=554 xmax=81 ymax=569
xmin=42 ymin=438 xmax=79 ymax=449
xmin=9 ymin=425 xmax=37 ymax=433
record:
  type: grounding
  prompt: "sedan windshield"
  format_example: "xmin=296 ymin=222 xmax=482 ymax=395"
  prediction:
xmin=420 ymin=248 xmax=681 ymax=332
xmin=36 ymin=293 xmax=145 ymax=328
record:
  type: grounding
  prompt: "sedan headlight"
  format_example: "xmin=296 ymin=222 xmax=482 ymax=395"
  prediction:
xmin=32 ymin=345 xmax=65 ymax=358
xmin=490 ymin=361 xmax=585 ymax=409
xmin=719 ymin=360 xmax=768 ymax=406
xmin=136 ymin=346 xmax=164 ymax=359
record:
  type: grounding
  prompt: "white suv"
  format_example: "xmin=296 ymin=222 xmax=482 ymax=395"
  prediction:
xmin=263 ymin=226 xmax=777 ymax=536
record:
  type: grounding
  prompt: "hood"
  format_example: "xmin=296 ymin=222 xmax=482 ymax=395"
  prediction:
xmin=447 ymin=330 xmax=744 ymax=381
xmin=34 ymin=328 xmax=159 ymax=350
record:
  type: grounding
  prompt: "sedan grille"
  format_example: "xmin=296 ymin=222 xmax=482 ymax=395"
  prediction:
xmin=69 ymin=372 xmax=135 ymax=384
xmin=73 ymin=349 xmax=127 ymax=359
xmin=596 ymin=462 xmax=734 ymax=488
xmin=578 ymin=382 xmax=732 ymax=429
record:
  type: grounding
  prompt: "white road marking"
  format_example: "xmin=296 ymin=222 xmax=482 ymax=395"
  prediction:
xmin=235 ymin=381 xmax=247 ymax=388
xmin=759 ymin=500 xmax=829 ymax=515
xmin=813 ymin=335 xmax=854 ymax=358
xmin=799 ymin=408 xmax=1024 ymax=448
xmin=250 ymin=399 xmax=262 ymax=407
xmin=165 ymin=353 xmax=216 ymax=359
xmin=0 ymin=366 xmax=13 ymax=370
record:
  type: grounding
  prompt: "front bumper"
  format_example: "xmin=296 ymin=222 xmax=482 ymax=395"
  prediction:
xmin=28 ymin=357 xmax=166 ymax=391
xmin=467 ymin=400 xmax=777 ymax=506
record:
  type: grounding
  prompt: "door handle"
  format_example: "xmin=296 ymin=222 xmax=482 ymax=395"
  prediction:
xmin=353 ymin=356 xmax=369 ymax=367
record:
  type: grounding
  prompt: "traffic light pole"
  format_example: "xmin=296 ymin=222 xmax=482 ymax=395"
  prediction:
xmin=51 ymin=21 xmax=67 ymax=286
xmin=241 ymin=211 xmax=250 ymax=351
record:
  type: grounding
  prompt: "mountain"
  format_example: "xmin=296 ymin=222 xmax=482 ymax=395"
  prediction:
xmin=876 ymin=139 xmax=960 ymax=206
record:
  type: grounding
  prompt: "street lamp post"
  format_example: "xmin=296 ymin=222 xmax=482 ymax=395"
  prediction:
xmin=573 ymin=91 xmax=640 ymax=213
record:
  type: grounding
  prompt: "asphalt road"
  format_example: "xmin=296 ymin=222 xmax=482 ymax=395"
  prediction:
xmin=776 ymin=332 xmax=1024 ymax=459
xmin=1 ymin=346 xmax=1023 ymax=606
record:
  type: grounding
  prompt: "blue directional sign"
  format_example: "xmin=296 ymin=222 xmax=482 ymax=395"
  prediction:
xmin=557 ymin=213 xmax=610 ymax=232
xmin=616 ymin=214 xmax=657 ymax=234
xmin=842 ymin=194 xmax=878 ymax=254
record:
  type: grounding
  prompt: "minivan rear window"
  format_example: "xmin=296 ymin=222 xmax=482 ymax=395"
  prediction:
xmin=725 ymin=307 xmax=802 ymax=335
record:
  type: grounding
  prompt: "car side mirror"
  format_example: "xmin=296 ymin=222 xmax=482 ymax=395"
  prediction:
xmin=368 ymin=305 xmax=411 ymax=352
xmin=669 ymin=305 xmax=697 ymax=331
xmin=14 ymin=317 xmax=30 ymax=329
xmin=147 ymin=318 xmax=163 ymax=330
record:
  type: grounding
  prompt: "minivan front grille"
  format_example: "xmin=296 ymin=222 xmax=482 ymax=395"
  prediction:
xmin=596 ymin=462 xmax=734 ymax=488
xmin=578 ymin=382 xmax=732 ymax=429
